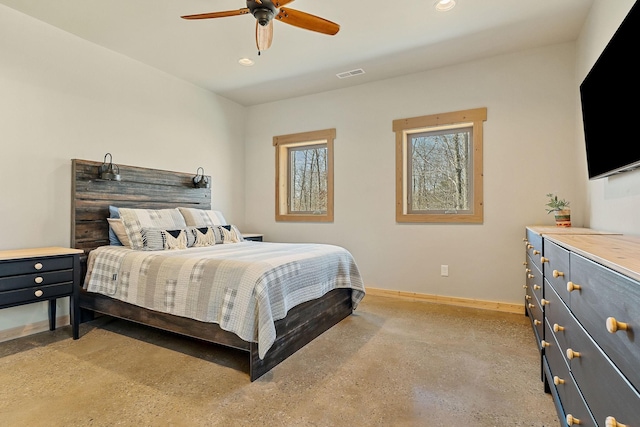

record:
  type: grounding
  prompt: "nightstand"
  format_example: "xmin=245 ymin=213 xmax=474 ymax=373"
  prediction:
xmin=0 ymin=247 xmax=83 ymax=339
xmin=243 ymin=233 xmax=264 ymax=242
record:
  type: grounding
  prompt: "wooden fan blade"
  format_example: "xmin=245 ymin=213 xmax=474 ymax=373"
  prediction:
xmin=256 ymin=21 xmax=274 ymax=53
xmin=275 ymin=7 xmax=340 ymax=35
xmin=181 ymin=8 xmax=250 ymax=20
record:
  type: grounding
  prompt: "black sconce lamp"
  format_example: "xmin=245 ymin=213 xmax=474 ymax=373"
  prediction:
xmin=193 ymin=167 xmax=210 ymax=188
xmin=98 ymin=153 xmax=121 ymax=181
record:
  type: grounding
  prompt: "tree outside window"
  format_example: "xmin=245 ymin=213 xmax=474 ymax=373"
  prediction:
xmin=274 ymin=129 xmax=334 ymax=222
xmin=394 ymin=108 xmax=486 ymax=223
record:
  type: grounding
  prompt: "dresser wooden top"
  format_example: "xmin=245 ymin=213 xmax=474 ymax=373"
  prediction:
xmin=526 ymin=225 xmax=620 ymax=236
xmin=544 ymin=234 xmax=640 ymax=283
xmin=0 ymin=247 xmax=83 ymax=261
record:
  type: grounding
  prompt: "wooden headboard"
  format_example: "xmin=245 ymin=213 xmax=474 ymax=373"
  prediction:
xmin=71 ymin=159 xmax=211 ymax=255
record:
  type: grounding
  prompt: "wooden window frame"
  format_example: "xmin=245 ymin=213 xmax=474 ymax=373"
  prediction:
xmin=274 ymin=128 xmax=335 ymax=222
xmin=393 ymin=108 xmax=487 ymax=223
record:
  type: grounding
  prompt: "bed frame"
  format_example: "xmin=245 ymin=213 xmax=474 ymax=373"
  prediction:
xmin=71 ymin=158 xmax=354 ymax=381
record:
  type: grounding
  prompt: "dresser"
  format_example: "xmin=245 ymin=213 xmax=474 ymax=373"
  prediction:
xmin=0 ymin=247 xmax=83 ymax=339
xmin=524 ymin=228 xmax=640 ymax=427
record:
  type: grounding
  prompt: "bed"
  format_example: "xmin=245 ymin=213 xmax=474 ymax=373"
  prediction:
xmin=71 ymin=159 xmax=365 ymax=381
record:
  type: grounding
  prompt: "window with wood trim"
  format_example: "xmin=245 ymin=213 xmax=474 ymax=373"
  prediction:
xmin=393 ymin=108 xmax=487 ymax=223
xmin=274 ymin=128 xmax=335 ymax=222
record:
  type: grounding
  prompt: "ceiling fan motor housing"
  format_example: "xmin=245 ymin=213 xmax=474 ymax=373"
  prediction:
xmin=247 ymin=0 xmax=277 ymax=26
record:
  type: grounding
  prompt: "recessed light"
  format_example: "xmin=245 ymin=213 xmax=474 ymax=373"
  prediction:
xmin=238 ymin=58 xmax=255 ymax=66
xmin=434 ymin=0 xmax=456 ymax=12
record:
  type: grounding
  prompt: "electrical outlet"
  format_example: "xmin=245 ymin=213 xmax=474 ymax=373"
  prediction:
xmin=441 ymin=265 xmax=449 ymax=277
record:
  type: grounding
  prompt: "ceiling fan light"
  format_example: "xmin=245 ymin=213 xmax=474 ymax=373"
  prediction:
xmin=434 ymin=0 xmax=456 ymax=12
xmin=238 ymin=58 xmax=255 ymax=66
xmin=253 ymin=8 xmax=273 ymax=26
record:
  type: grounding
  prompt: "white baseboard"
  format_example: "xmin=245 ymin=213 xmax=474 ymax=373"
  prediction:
xmin=365 ymin=287 xmax=524 ymax=314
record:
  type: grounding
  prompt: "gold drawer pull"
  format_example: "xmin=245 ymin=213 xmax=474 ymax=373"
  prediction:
xmin=528 ymin=303 xmax=535 ymax=309
xmin=606 ymin=416 xmax=628 ymax=427
xmin=523 ymin=284 xmax=528 ymax=289
xmin=553 ymin=324 xmax=565 ymax=332
xmin=553 ymin=270 xmax=564 ymax=278
xmin=34 ymin=262 xmax=43 ymax=270
xmin=606 ymin=317 xmax=629 ymax=333
xmin=567 ymin=281 xmax=581 ymax=292
xmin=533 ymin=284 xmax=541 ymax=290
xmin=534 ymin=319 xmax=542 ymax=326
xmin=541 ymin=340 xmax=550 ymax=348
xmin=34 ymin=289 xmax=44 ymax=297
xmin=527 ymin=273 xmax=535 ymax=279
xmin=34 ymin=276 xmax=44 ymax=284
xmin=553 ymin=376 xmax=565 ymax=385
xmin=541 ymin=299 xmax=550 ymax=306
xmin=525 ymin=268 xmax=531 ymax=273
xmin=566 ymin=348 xmax=581 ymax=359
xmin=566 ymin=414 xmax=581 ymax=425
xmin=526 ymin=244 xmax=533 ymax=249
xmin=525 ymin=295 xmax=532 ymax=300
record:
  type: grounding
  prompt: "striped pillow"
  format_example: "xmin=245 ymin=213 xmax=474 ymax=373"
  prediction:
xmin=178 ymin=207 xmax=227 ymax=227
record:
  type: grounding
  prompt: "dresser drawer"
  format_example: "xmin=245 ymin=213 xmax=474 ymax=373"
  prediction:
xmin=569 ymin=252 xmax=640 ymax=391
xmin=544 ymin=283 xmax=579 ymax=363
xmin=525 ymin=281 xmax=543 ymax=344
xmin=0 ymin=270 xmax=73 ymax=292
xmin=0 ymin=282 xmax=73 ymax=308
xmin=525 ymin=229 xmax=543 ymax=272
xmin=0 ymin=256 xmax=74 ymax=277
xmin=544 ymin=321 xmax=596 ymax=427
xmin=526 ymin=260 xmax=544 ymax=303
xmin=567 ymin=319 xmax=640 ymax=426
xmin=543 ymin=240 xmax=571 ymax=304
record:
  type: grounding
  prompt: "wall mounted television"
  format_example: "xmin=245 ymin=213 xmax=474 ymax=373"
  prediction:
xmin=580 ymin=1 xmax=640 ymax=180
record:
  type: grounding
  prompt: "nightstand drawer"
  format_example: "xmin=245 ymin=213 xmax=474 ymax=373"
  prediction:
xmin=0 ymin=282 xmax=73 ymax=308
xmin=0 ymin=256 xmax=74 ymax=277
xmin=0 ymin=270 xmax=73 ymax=292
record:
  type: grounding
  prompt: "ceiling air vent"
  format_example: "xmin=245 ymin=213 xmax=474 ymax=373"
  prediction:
xmin=336 ymin=68 xmax=365 ymax=79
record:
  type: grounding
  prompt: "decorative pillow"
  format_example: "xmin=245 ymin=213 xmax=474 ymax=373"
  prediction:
xmin=140 ymin=228 xmax=188 ymax=251
xmin=108 ymin=205 xmax=123 ymax=246
xmin=178 ymin=207 xmax=228 ymax=227
xmin=119 ymin=208 xmax=187 ymax=250
xmin=219 ymin=225 xmax=244 ymax=243
xmin=190 ymin=226 xmax=221 ymax=247
xmin=107 ymin=218 xmax=131 ymax=247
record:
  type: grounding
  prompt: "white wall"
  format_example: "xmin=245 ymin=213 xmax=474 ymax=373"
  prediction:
xmin=0 ymin=6 xmax=246 ymax=335
xmin=576 ymin=0 xmax=640 ymax=235
xmin=244 ymin=43 xmax=580 ymax=305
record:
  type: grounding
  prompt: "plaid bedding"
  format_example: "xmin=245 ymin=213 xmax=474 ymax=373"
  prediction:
xmin=84 ymin=242 xmax=365 ymax=358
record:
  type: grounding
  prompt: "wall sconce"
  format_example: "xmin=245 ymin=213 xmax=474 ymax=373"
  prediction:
xmin=98 ymin=153 xmax=121 ymax=181
xmin=193 ymin=167 xmax=210 ymax=188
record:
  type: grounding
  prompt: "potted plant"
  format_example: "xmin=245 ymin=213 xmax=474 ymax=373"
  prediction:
xmin=546 ymin=193 xmax=571 ymax=227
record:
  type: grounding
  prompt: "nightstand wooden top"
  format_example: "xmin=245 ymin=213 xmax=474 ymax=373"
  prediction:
xmin=0 ymin=247 xmax=83 ymax=261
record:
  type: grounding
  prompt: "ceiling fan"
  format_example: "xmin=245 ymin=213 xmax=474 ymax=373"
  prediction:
xmin=181 ymin=0 xmax=340 ymax=55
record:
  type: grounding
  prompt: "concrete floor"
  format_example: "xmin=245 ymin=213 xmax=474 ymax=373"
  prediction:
xmin=0 ymin=295 xmax=558 ymax=427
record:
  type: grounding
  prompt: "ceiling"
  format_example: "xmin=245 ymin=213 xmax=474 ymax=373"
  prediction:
xmin=1 ymin=0 xmax=594 ymax=106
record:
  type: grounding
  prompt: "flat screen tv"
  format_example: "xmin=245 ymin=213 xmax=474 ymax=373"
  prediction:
xmin=580 ymin=1 xmax=640 ymax=180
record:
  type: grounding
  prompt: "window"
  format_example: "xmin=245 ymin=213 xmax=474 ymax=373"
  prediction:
xmin=393 ymin=108 xmax=487 ymax=223
xmin=274 ymin=128 xmax=335 ymax=222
